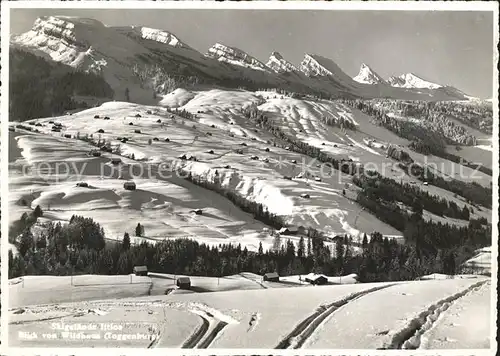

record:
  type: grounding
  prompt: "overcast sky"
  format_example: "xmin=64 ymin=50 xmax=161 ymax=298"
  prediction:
xmin=11 ymin=9 xmax=495 ymax=98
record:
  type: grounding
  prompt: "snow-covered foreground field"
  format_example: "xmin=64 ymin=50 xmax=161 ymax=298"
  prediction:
xmin=8 ymin=272 xmax=359 ymax=308
xmin=8 ymin=275 xmax=492 ymax=349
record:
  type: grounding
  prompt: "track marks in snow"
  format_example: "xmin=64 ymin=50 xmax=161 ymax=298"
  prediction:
xmin=146 ymin=322 xmax=163 ymax=348
xmin=181 ymin=311 xmax=210 ymax=348
xmin=275 ymin=283 xmax=397 ymax=349
xmin=382 ymin=279 xmax=489 ymax=350
xmin=197 ymin=320 xmax=228 ymax=348
xmin=181 ymin=304 xmax=236 ymax=348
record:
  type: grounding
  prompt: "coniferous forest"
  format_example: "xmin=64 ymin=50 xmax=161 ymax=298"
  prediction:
xmin=9 ymin=48 xmax=114 ymax=122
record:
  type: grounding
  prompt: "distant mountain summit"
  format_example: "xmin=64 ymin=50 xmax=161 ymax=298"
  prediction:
xmin=266 ymin=51 xmax=298 ymax=73
xmin=124 ymin=26 xmax=192 ymax=49
xmin=299 ymin=54 xmax=356 ymax=85
xmin=387 ymin=72 xmax=443 ymax=89
xmin=206 ymin=43 xmax=268 ymax=71
xmin=353 ymin=63 xmax=387 ymax=85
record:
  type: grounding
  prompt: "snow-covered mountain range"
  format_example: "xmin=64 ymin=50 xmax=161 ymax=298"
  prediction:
xmin=353 ymin=63 xmax=451 ymax=90
xmin=11 ymin=15 xmax=472 ymax=102
xmin=387 ymin=72 xmax=443 ymax=89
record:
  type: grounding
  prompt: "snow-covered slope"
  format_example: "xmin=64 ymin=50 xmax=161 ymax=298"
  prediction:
xmin=266 ymin=51 xmax=298 ymax=73
xmin=10 ymin=91 xmax=408 ymax=247
xmin=462 ymin=246 xmax=491 ymax=275
xmin=206 ymin=43 xmax=269 ymax=72
xmin=353 ymin=63 xmax=387 ymax=85
xmin=388 ymin=73 xmax=442 ymax=89
xmin=10 ymin=85 xmax=487 ymax=248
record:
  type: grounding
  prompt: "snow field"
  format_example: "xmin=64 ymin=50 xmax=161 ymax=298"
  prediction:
xmin=8 ymin=276 xmax=491 ymax=348
xmin=9 ymin=275 xmax=152 ymax=308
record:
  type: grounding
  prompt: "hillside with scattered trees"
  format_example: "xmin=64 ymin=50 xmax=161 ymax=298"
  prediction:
xmin=9 ymin=48 xmax=114 ymax=122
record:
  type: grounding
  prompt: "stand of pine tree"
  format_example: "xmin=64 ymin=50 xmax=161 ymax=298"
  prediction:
xmin=8 ymin=212 xmax=488 ymax=282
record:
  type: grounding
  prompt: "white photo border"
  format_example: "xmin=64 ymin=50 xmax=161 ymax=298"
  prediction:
xmin=1 ymin=1 xmax=498 ymax=356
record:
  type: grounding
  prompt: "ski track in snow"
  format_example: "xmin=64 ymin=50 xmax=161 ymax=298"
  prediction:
xmin=382 ymin=279 xmax=489 ymax=350
xmin=418 ymin=280 xmax=491 ymax=349
xmin=276 ymin=283 xmax=398 ymax=349
xmin=182 ymin=308 xmax=218 ymax=348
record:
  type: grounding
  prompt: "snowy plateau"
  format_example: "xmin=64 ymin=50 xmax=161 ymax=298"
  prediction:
xmin=7 ymin=15 xmax=494 ymax=350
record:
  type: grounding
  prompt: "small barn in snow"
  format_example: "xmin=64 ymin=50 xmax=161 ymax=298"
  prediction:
xmin=263 ymin=272 xmax=280 ymax=282
xmin=305 ymin=273 xmax=328 ymax=285
xmin=133 ymin=266 xmax=148 ymax=276
xmin=124 ymin=181 xmax=136 ymax=191
xmin=176 ymin=277 xmax=191 ymax=290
